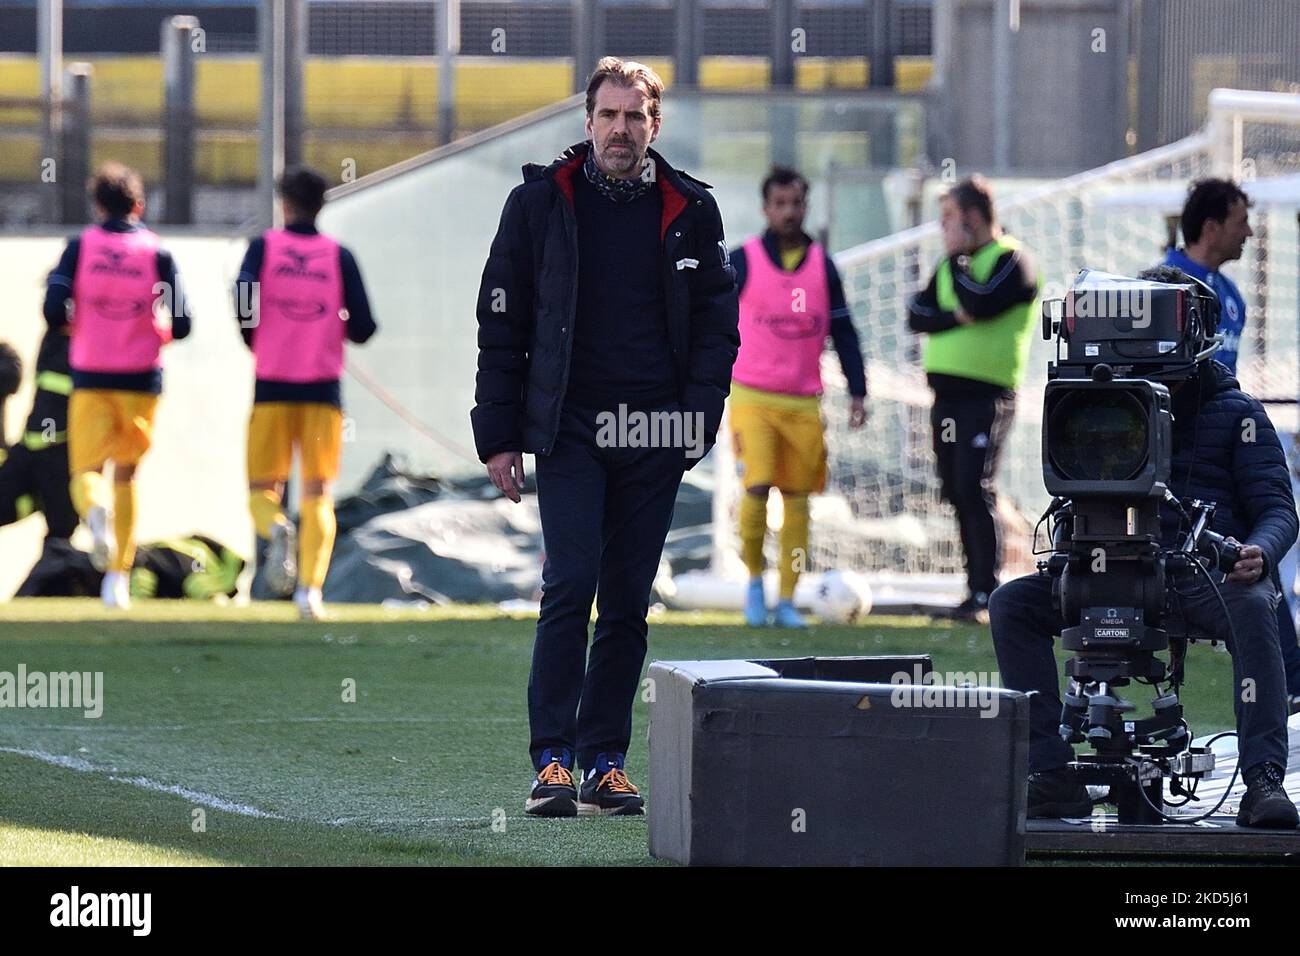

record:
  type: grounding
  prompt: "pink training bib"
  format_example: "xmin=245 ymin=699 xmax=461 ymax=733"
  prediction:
xmin=253 ymin=229 xmax=346 ymax=382
xmin=732 ymin=235 xmax=832 ymax=396
xmin=69 ymin=225 xmax=166 ymax=374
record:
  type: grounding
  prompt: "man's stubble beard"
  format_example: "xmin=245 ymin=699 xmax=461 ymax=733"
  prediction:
xmin=596 ymin=139 xmax=644 ymax=178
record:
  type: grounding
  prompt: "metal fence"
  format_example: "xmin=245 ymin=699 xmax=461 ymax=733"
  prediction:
xmin=0 ymin=0 xmax=934 ymax=226
xmin=0 ymin=0 xmax=934 ymax=57
xmin=1135 ymin=0 xmax=1300 ymax=149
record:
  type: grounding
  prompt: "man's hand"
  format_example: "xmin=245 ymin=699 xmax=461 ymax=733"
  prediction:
xmin=1224 ymin=537 xmax=1265 ymax=584
xmin=486 ymin=451 xmax=525 ymax=503
xmin=954 ymin=308 xmax=974 ymax=326
xmin=848 ymin=396 xmax=867 ymax=429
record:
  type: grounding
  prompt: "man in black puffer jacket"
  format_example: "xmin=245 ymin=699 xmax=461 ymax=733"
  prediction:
xmin=990 ymin=273 xmax=1299 ymax=830
xmin=471 ymin=58 xmax=739 ymax=818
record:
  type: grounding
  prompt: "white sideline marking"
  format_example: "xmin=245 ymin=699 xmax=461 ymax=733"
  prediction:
xmin=8 ymin=715 xmax=519 ymax=732
xmin=0 ymin=747 xmax=531 ymax=827
xmin=0 ymin=747 xmax=285 ymax=820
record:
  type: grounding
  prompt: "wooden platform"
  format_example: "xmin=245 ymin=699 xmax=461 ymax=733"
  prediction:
xmin=1027 ymin=815 xmax=1300 ymax=857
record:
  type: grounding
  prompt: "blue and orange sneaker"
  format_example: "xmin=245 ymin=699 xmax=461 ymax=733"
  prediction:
xmin=525 ymin=747 xmax=577 ymax=817
xmin=578 ymin=753 xmax=644 ymax=816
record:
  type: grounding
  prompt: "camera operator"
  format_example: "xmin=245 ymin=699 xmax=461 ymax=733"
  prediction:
xmin=989 ymin=265 xmax=1298 ymax=829
xmin=1161 ymin=179 xmax=1300 ymax=710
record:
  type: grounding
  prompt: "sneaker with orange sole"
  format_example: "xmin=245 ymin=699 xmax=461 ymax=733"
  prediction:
xmin=578 ymin=753 xmax=644 ymax=816
xmin=525 ymin=749 xmax=577 ymax=817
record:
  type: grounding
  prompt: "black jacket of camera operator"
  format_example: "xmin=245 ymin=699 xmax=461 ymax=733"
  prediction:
xmin=1165 ymin=359 xmax=1298 ymax=577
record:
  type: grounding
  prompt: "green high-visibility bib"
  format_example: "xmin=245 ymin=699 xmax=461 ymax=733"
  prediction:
xmin=923 ymin=235 xmax=1037 ymax=390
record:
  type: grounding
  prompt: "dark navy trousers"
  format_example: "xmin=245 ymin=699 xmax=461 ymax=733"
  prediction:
xmin=528 ymin=401 xmax=686 ymax=771
xmin=989 ymin=571 xmax=1290 ymax=776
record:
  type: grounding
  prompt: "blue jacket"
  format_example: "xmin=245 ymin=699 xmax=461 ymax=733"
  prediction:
xmin=470 ymin=140 xmax=740 ymax=468
xmin=1164 ymin=360 xmax=1297 ymax=574
xmin=1162 ymin=248 xmax=1246 ymax=375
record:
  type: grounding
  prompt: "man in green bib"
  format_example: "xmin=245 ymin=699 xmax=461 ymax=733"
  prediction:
xmin=907 ymin=176 xmax=1039 ymax=622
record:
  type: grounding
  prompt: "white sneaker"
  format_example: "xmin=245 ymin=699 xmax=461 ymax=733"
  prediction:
xmin=264 ymin=519 xmax=298 ymax=597
xmin=86 ymin=505 xmax=114 ymax=573
xmin=294 ymin=586 xmax=327 ymax=621
xmin=101 ymin=571 xmax=131 ymax=610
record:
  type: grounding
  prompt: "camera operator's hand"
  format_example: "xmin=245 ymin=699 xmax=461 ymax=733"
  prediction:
xmin=1224 ymin=537 xmax=1265 ymax=584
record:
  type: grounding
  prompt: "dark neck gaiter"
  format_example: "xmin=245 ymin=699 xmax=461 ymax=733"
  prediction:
xmin=582 ymin=145 xmax=655 ymax=204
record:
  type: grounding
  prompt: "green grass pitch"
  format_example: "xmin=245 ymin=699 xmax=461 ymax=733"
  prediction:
xmin=0 ymin=600 xmax=1241 ymax=866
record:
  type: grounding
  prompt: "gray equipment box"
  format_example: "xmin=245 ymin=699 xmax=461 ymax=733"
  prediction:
xmin=647 ymin=656 xmax=1030 ymax=866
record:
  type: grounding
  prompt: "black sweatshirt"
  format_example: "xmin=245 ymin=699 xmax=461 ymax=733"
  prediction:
xmin=906 ymin=243 xmax=1038 ymax=334
xmin=907 ymin=242 xmax=1038 ymax=396
xmin=564 ymin=169 xmax=677 ymax=410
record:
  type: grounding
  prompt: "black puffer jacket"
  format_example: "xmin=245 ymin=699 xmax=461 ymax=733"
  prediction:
xmin=470 ymin=140 xmax=740 ymax=468
xmin=1163 ymin=360 xmax=1298 ymax=572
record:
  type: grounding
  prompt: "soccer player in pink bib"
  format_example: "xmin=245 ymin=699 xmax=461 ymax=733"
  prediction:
xmin=234 ymin=167 xmax=377 ymax=620
xmin=44 ymin=162 xmax=191 ymax=609
xmin=729 ymin=167 xmax=868 ymax=627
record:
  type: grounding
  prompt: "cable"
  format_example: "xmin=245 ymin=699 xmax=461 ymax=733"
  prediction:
xmin=343 ymin=358 xmax=480 ymax=464
xmin=1032 ymin=497 xmax=1072 ymax=557
xmin=1186 ymin=554 xmax=1241 ymax=652
xmin=1081 ymin=552 xmax=1242 ymax=824
xmin=1135 ymin=731 xmax=1241 ymax=825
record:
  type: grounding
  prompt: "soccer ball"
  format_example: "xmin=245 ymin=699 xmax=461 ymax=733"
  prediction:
xmin=810 ymin=569 xmax=871 ymax=624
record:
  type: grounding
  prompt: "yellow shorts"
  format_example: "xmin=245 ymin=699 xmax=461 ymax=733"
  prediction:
xmin=68 ymin=389 xmax=159 ymax=474
xmin=729 ymin=385 xmax=827 ymax=494
xmin=247 ymin=402 xmax=343 ymax=484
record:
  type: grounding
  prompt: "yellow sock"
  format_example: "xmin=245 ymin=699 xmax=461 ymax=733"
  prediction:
xmin=249 ymin=488 xmax=286 ymax=539
xmin=778 ymin=493 xmax=810 ymax=601
xmin=70 ymin=470 xmax=110 ymax=517
xmin=112 ymin=481 xmax=137 ymax=572
xmin=739 ymin=491 xmax=768 ymax=579
xmin=298 ymin=495 xmax=336 ymax=589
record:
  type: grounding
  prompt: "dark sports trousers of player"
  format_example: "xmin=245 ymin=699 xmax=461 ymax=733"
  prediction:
xmin=907 ymin=176 xmax=1039 ymax=621
xmin=471 ymin=57 xmax=739 ymax=817
xmin=0 ymin=331 xmax=76 ymax=545
xmin=1160 ymin=178 xmax=1300 ymax=705
xmin=989 ymin=267 xmax=1298 ymax=829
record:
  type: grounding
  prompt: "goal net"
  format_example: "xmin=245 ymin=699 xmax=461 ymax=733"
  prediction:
xmin=701 ymin=88 xmax=1300 ymax=605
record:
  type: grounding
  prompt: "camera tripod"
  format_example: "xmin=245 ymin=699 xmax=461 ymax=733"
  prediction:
xmin=1040 ymin=495 xmax=1239 ymax=825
